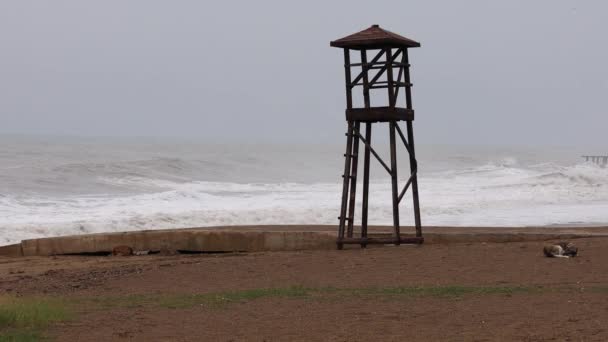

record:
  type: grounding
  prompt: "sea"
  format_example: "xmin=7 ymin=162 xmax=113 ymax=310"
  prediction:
xmin=1 ymin=135 xmax=607 ymax=245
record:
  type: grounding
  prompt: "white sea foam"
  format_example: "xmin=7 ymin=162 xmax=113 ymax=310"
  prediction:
xmin=0 ymin=138 xmax=606 ymax=245
xmin=1 ymin=161 xmax=607 ymax=245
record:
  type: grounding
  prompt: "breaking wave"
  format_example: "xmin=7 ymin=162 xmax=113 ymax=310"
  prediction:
xmin=1 ymin=139 xmax=607 ymax=245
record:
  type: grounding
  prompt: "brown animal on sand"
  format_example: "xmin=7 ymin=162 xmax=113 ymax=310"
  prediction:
xmin=543 ymin=241 xmax=578 ymax=258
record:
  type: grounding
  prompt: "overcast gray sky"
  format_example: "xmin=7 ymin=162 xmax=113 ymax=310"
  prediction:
xmin=0 ymin=0 xmax=606 ymax=147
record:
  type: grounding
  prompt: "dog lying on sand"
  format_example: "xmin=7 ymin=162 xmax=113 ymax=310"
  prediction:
xmin=543 ymin=241 xmax=578 ymax=258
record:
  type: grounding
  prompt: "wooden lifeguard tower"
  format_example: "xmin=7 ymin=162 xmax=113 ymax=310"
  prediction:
xmin=331 ymin=25 xmax=423 ymax=249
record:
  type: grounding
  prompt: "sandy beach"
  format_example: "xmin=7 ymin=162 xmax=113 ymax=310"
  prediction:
xmin=2 ymin=226 xmax=608 ymax=341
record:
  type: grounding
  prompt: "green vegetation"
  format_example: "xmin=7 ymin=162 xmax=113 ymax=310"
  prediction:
xmin=89 ymin=286 xmax=311 ymax=310
xmin=590 ymin=286 xmax=608 ymax=293
xmin=86 ymin=285 xmax=538 ymax=310
xmin=159 ymin=286 xmax=310 ymax=309
xmin=0 ymin=296 xmax=72 ymax=342
xmin=1 ymin=284 xmax=599 ymax=340
xmin=0 ymin=331 xmax=41 ymax=342
xmin=338 ymin=285 xmax=537 ymax=298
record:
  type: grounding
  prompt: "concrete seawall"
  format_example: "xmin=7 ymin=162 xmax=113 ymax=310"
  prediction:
xmin=0 ymin=229 xmax=336 ymax=257
xmin=2 ymin=225 xmax=608 ymax=257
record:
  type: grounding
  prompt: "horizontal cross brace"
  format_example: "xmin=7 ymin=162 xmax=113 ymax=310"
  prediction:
xmin=338 ymin=237 xmax=424 ymax=245
xmin=369 ymin=83 xmax=412 ymax=90
xmin=371 ymin=81 xmax=412 ymax=85
xmin=352 ymin=81 xmax=412 ymax=88
xmin=348 ymin=62 xmax=410 ymax=68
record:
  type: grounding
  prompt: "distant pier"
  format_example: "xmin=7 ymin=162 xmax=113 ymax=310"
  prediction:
xmin=582 ymin=155 xmax=608 ymax=165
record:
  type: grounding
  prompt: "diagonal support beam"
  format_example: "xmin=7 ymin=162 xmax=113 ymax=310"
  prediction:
xmin=352 ymin=126 xmax=392 ymax=175
xmin=369 ymin=49 xmax=403 ymax=87
xmin=394 ymin=122 xmax=412 ymax=155
xmin=392 ymin=50 xmax=407 ymax=107
xmin=350 ymin=49 xmax=385 ymax=87
xmin=398 ymin=171 xmax=416 ymax=204
xmin=395 ymin=121 xmax=418 ymax=204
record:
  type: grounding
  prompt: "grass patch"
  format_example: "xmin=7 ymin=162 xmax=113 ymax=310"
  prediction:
xmin=159 ymin=286 xmax=310 ymax=309
xmin=87 ymin=285 xmax=538 ymax=310
xmin=0 ymin=296 xmax=72 ymax=341
xmin=0 ymin=331 xmax=41 ymax=342
xmin=0 ymin=297 xmax=71 ymax=329
xmin=84 ymin=294 xmax=152 ymax=310
xmin=589 ymin=286 xmax=608 ymax=294
xmin=343 ymin=285 xmax=536 ymax=298
xmin=89 ymin=286 xmax=311 ymax=310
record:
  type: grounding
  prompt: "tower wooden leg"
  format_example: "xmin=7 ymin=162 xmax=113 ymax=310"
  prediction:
xmin=389 ymin=121 xmax=401 ymax=244
xmin=338 ymin=121 xmax=354 ymax=249
xmin=360 ymin=122 xmax=372 ymax=248
xmin=406 ymin=120 xmax=422 ymax=237
xmin=346 ymin=122 xmax=360 ymax=238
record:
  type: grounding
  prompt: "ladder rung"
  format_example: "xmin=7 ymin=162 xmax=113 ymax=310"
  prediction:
xmin=344 ymin=153 xmax=358 ymax=157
